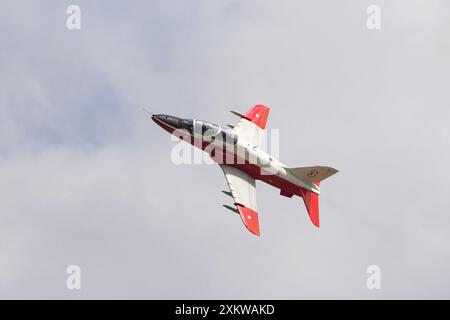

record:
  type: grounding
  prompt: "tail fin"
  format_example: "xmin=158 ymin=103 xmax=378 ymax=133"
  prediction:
xmin=286 ymin=166 xmax=338 ymax=184
xmin=293 ymin=166 xmax=338 ymax=228
xmin=301 ymin=182 xmax=320 ymax=227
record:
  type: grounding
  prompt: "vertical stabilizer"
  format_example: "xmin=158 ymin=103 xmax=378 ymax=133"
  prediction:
xmin=301 ymin=182 xmax=320 ymax=228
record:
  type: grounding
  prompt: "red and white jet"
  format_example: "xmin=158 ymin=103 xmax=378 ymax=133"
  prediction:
xmin=150 ymin=105 xmax=338 ymax=236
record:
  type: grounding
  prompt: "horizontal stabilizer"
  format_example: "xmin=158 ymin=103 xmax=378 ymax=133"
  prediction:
xmin=286 ymin=166 xmax=338 ymax=184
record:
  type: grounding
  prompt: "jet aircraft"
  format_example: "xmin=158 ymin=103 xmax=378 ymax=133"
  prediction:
xmin=150 ymin=105 xmax=338 ymax=236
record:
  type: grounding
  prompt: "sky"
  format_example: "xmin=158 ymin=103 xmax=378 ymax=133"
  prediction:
xmin=0 ymin=0 xmax=449 ymax=299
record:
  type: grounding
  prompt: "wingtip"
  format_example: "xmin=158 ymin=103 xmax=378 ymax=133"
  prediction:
xmin=236 ymin=204 xmax=261 ymax=237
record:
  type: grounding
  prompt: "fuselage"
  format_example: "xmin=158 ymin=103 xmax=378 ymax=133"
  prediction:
xmin=152 ymin=114 xmax=319 ymax=196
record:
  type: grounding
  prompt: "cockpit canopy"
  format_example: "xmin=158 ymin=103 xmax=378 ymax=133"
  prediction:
xmin=179 ymin=118 xmax=193 ymax=132
xmin=197 ymin=120 xmax=221 ymax=136
xmin=194 ymin=120 xmax=238 ymax=144
xmin=152 ymin=114 xmax=238 ymax=144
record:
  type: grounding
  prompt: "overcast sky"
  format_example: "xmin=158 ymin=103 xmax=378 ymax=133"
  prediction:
xmin=1 ymin=0 xmax=449 ymax=299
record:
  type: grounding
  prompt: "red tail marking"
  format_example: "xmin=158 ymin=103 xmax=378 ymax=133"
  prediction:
xmin=244 ymin=105 xmax=270 ymax=129
xmin=301 ymin=182 xmax=320 ymax=228
xmin=236 ymin=204 xmax=260 ymax=236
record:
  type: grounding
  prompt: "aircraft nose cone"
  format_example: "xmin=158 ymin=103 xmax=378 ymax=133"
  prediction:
xmin=152 ymin=114 xmax=181 ymax=129
xmin=151 ymin=114 xmax=163 ymax=123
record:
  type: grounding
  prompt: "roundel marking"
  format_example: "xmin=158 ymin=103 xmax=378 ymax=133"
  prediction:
xmin=308 ymin=169 xmax=319 ymax=177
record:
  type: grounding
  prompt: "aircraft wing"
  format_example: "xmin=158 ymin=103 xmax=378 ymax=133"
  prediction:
xmin=220 ymin=165 xmax=260 ymax=236
xmin=231 ymin=104 xmax=270 ymax=147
